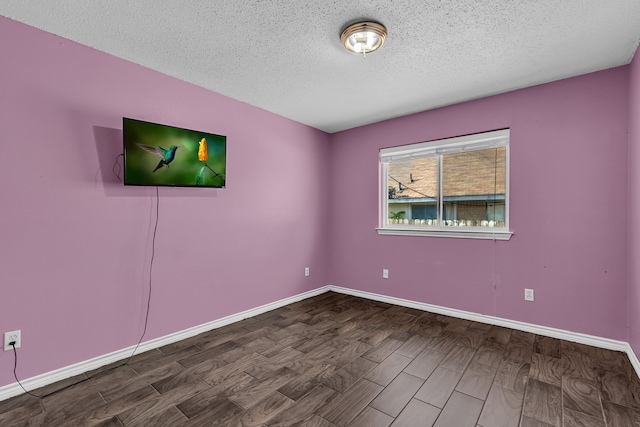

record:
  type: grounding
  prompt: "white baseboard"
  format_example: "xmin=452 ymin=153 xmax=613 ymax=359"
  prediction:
xmin=625 ymin=343 xmax=640 ymax=379
xmin=2 ymin=284 xmax=639 ymax=402
xmin=326 ymin=285 xmax=640 ymax=379
xmin=0 ymin=286 xmax=329 ymax=402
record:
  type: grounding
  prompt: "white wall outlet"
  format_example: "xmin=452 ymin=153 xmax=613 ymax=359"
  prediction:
xmin=4 ymin=330 xmax=21 ymax=351
xmin=304 ymin=267 xmax=310 ymax=277
xmin=383 ymin=269 xmax=389 ymax=279
xmin=524 ymin=288 xmax=534 ymax=302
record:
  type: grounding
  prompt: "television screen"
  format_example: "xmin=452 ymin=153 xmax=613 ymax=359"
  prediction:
xmin=123 ymin=117 xmax=226 ymax=188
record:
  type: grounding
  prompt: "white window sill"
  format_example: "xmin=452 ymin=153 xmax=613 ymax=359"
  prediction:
xmin=376 ymin=227 xmax=513 ymax=240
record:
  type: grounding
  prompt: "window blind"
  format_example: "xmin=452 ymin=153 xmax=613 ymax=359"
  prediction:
xmin=380 ymin=128 xmax=509 ymax=163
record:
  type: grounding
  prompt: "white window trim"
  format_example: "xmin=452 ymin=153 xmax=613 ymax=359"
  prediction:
xmin=375 ymin=227 xmax=513 ymax=240
xmin=378 ymin=129 xmax=513 ymax=240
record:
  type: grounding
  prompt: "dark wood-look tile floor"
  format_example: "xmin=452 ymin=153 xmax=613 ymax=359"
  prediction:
xmin=1 ymin=292 xmax=640 ymax=426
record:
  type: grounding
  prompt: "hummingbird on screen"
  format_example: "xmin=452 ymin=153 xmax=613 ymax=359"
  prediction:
xmin=136 ymin=144 xmax=179 ymax=173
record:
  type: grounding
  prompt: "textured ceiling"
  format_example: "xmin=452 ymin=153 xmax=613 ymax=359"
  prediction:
xmin=2 ymin=1 xmax=640 ymax=133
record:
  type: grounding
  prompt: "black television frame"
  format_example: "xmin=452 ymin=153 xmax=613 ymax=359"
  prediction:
xmin=122 ymin=117 xmax=226 ymax=188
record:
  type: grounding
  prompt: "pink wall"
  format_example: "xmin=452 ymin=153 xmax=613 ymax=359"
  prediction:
xmin=0 ymin=18 xmax=331 ymax=387
xmin=629 ymin=46 xmax=640 ymax=355
xmin=329 ymin=67 xmax=630 ymax=341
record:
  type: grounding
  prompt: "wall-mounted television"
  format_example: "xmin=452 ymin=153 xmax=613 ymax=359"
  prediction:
xmin=123 ymin=117 xmax=226 ymax=188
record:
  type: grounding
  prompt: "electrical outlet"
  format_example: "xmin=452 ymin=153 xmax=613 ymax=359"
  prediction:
xmin=524 ymin=289 xmax=534 ymax=302
xmin=4 ymin=330 xmax=21 ymax=351
xmin=305 ymin=267 xmax=310 ymax=277
xmin=383 ymin=269 xmax=389 ymax=279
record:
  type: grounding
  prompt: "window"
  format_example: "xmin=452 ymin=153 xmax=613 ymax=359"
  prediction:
xmin=378 ymin=129 xmax=512 ymax=240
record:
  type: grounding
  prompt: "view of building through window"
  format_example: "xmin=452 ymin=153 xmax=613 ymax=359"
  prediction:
xmin=387 ymin=147 xmax=506 ymax=228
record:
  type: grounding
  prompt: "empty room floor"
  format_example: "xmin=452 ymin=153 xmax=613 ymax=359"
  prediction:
xmin=0 ymin=291 xmax=639 ymax=426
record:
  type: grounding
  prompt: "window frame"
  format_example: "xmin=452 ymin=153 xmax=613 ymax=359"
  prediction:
xmin=377 ymin=129 xmax=513 ymax=240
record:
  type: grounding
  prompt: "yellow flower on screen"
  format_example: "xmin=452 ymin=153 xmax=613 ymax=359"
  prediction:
xmin=198 ymin=138 xmax=208 ymax=161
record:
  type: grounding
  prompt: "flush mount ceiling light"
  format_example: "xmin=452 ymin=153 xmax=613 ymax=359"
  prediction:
xmin=341 ymin=21 xmax=387 ymax=58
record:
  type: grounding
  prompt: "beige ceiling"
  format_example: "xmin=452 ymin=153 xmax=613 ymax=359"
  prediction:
xmin=2 ymin=1 xmax=640 ymax=133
